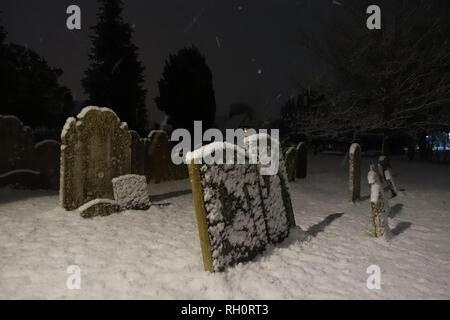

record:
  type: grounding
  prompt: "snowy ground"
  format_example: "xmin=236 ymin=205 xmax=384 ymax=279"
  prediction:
xmin=0 ymin=155 xmax=449 ymax=299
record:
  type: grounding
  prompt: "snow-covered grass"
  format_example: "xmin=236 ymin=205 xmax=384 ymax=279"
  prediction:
xmin=0 ymin=155 xmax=449 ymax=299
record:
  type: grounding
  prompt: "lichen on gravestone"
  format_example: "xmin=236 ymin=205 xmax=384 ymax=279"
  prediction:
xmin=60 ymin=107 xmax=131 ymax=210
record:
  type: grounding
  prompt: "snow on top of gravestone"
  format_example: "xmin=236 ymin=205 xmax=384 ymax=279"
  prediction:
xmin=185 ymin=142 xmax=246 ymax=163
xmin=61 ymin=117 xmax=76 ymax=140
xmin=77 ymin=198 xmax=119 ymax=212
xmin=350 ymin=143 xmax=360 ymax=155
xmin=77 ymin=106 xmax=119 ymax=121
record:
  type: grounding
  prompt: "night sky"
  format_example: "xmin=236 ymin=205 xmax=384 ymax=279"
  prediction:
xmin=1 ymin=0 xmax=331 ymax=123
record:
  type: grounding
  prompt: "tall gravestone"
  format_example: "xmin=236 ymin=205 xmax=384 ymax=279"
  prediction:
xmin=0 ymin=115 xmax=34 ymax=174
xmin=60 ymin=107 xmax=131 ymax=210
xmin=296 ymin=142 xmax=307 ymax=179
xmin=349 ymin=143 xmax=361 ymax=202
xmin=188 ymin=137 xmax=296 ymax=272
xmin=284 ymin=147 xmax=297 ymax=182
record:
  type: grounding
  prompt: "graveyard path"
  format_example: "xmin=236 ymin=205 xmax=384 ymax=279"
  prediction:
xmin=0 ymin=155 xmax=449 ymax=299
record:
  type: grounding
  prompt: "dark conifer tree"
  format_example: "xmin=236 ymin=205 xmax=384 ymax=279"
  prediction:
xmin=82 ymin=0 xmax=148 ymax=135
xmin=0 ymin=14 xmax=73 ymax=137
xmin=155 ymin=46 xmax=216 ymax=133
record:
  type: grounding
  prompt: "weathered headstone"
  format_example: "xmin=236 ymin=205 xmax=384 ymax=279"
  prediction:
xmin=129 ymin=130 xmax=146 ymax=176
xmin=60 ymin=107 xmax=131 ymax=210
xmin=0 ymin=115 xmax=34 ymax=174
xmin=112 ymin=174 xmax=150 ymax=210
xmin=34 ymin=140 xmax=61 ymax=189
xmin=78 ymin=199 xmax=121 ymax=219
xmin=187 ymin=143 xmax=269 ymax=272
xmin=349 ymin=143 xmax=361 ymax=202
xmin=296 ymin=142 xmax=307 ymax=179
xmin=284 ymin=146 xmax=297 ymax=182
xmin=188 ymin=137 xmax=296 ymax=272
xmin=367 ymin=165 xmax=390 ymax=238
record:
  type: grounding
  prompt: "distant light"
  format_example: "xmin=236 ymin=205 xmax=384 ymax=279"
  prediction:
xmin=257 ymin=69 xmax=263 ymax=75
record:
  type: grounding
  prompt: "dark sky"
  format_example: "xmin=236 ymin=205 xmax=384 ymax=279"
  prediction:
xmin=1 ymin=0 xmax=331 ymax=123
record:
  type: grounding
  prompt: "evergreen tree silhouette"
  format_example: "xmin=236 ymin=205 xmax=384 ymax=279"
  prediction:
xmin=82 ymin=0 xmax=148 ymax=136
xmin=155 ymin=46 xmax=216 ymax=134
xmin=0 ymin=14 xmax=73 ymax=137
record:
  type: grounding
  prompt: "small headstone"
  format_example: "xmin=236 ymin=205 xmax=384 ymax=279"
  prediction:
xmin=112 ymin=174 xmax=150 ymax=210
xmin=367 ymin=165 xmax=390 ymax=238
xmin=284 ymin=147 xmax=297 ymax=182
xmin=78 ymin=199 xmax=121 ymax=219
xmin=349 ymin=143 xmax=361 ymax=202
xmin=296 ymin=142 xmax=307 ymax=179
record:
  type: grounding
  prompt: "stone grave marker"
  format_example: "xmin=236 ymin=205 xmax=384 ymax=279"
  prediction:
xmin=112 ymin=174 xmax=151 ymax=210
xmin=349 ymin=143 xmax=361 ymax=202
xmin=188 ymin=137 xmax=296 ymax=272
xmin=60 ymin=107 xmax=131 ymax=210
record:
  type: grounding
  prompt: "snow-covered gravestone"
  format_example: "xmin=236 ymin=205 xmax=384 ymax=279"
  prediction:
xmin=296 ymin=142 xmax=307 ymax=179
xmin=378 ymin=156 xmax=398 ymax=197
xmin=112 ymin=174 xmax=150 ymax=210
xmin=244 ymin=133 xmax=296 ymax=231
xmin=187 ymin=143 xmax=269 ymax=272
xmin=284 ymin=146 xmax=297 ymax=182
xmin=349 ymin=143 xmax=361 ymax=202
xmin=60 ymin=107 xmax=131 ymax=210
xmin=367 ymin=165 xmax=390 ymax=238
